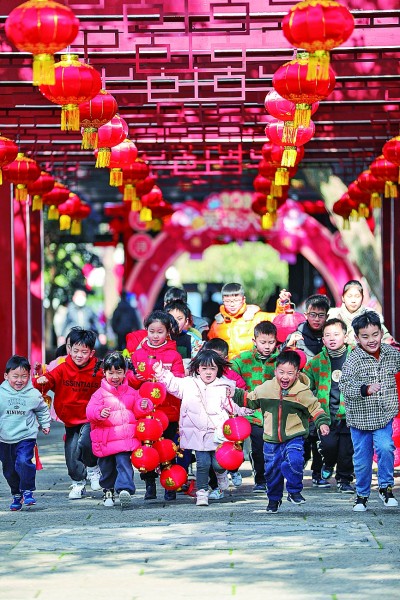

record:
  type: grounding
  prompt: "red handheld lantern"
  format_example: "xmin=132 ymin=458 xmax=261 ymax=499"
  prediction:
xmin=133 ymin=356 xmax=157 ymax=381
xmin=153 ymin=439 xmax=177 ymax=465
xmin=222 ymin=417 xmax=251 ymax=442
xmin=139 ymin=381 xmax=166 ymax=406
xmin=152 ymin=409 xmax=169 ymax=432
xmin=131 ymin=445 xmax=160 ymax=472
xmin=135 ymin=417 xmax=164 ymax=444
xmin=216 ymin=441 xmax=244 ymax=471
xmin=273 ymin=307 xmax=307 ymax=344
xmin=160 ymin=465 xmax=187 ymax=491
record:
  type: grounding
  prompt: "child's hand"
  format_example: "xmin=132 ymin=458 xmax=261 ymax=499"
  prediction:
xmin=36 ymin=376 xmax=49 ymax=385
xmin=319 ymin=424 xmax=330 ymax=436
xmin=140 ymin=399 xmax=149 ymax=410
xmin=33 ymin=361 xmax=43 ymax=375
xmin=152 ymin=361 xmax=163 ymax=376
xmin=367 ymin=383 xmax=381 ymax=394
xmin=100 ymin=407 xmax=111 ymax=418
xmin=287 ymin=332 xmax=303 ymax=347
xmin=42 ymin=427 xmax=50 ymax=435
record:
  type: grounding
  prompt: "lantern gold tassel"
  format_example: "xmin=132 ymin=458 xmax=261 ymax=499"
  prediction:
xmin=282 ymin=147 xmax=298 ymax=168
xmin=48 ymin=205 xmax=59 ymax=220
xmin=123 ymin=184 xmax=136 ymax=202
xmin=15 ymin=184 xmax=28 ymax=202
xmin=293 ymin=104 xmax=312 ymax=128
xmin=358 ymin=203 xmax=370 ymax=218
xmin=59 ymin=215 xmax=71 ymax=230
xmin=307 ymin=50 xmax=330 ymax=81
xmin=267 ymin=195 xmax=277 ymax=212
xmin=109 ymin=169 xmax=123 ymax=187
xmin=282 ymin=123 xmax=297 ymax=144
xmin=275 ymin=168 xmax=289 ymax=186
xmin=82 ymin=128 xmax=98 ymax=150
xmin=385 ymin=181 xmax=398 ymax=198
xmin=131 ymin=199 xmax=142 ymax=212
xmin=61 ymin=104 xmax=80 ymax=131
xmin=342 ymin=218 xmax=350 ymax=230
xmin=139 ymin=207 xmax=152 ymax=222
xmin=70 ymin=219 xmax=82 ymax=235
xmin=370 ymin=193 xmax=382 ymax=209
xmin=32 ymin=53 xmax=55 ymax=86
xmin=270 ymin=184 xmax=281 ymax=199
xmin=32 ymin=195 xmax=43 ymax=211
xmin=0 ymin=169 xmax=2 ymax=185
xmin=95 ymin=148 xmax=111 ymax=168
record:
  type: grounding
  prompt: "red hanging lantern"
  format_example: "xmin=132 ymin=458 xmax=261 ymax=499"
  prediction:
xmin=3 ymin=152 xmax=41 ymax=202
xmin=266 ymin=119 xmax=315 ymax=167
xmin=273 ymin=57 xmax=335 ymax=131
xmin=0 ymin=136 xmax=19 ymax=185
xmin=132 ymin=399 xmax=154 ymax=420
xmin=79 ymin=90 xmax=118 ymax=149
xmin=136 ymin=176 xmax=157 ymax=198
xmin=215 ymin=441 xmax=244 ymax=471
xmin=42 ymin=182 xmax=70 ymax=220
xmin=357 ymin=170 xmax=385 ymax=208
xmin=273 ymin=307 xmax=307 ymax=344
xmin=151 ymin=200 xmax=174 ymax=222
xmin=261 ymin=143 xmax=304 ymax=186
xmin=140 ymin=185 xmax=164 ymax=223
xmin=70 ymin=201 xmax=91 ymax=236
xmin=121 ymin=159 xmax=150 ymax=209
xmin=135 ymin=416 xmax=164 ymax=444
xmin=382 ymin=136 xmax=400 ymax=183
xmin=108 ymin=139 xmax=138 ymax=187
xmin=95 ymin=115 xmax=129 ymax=168
xmin=27 ymin=171 xmax=55 ymax=211
xmin=347 ymin=182 xmax=371 ymax=218
xmin=152 ymin=408 xmax=169 ymax=432
xmin=5 ymin=0 xmax=79 ymax=86
xmin=222 ymin=416 xmax=251 ymax=442
xmin=160 ymin=465 xmax=187 ymax=491
xmin=282 ymin=1 xmax=354 ymax=81
xmin=253 ymin=173 xmax=272 ymax=195
xmin=57 ymin=193 xmax=82 ymax=231
xmin=370 ymin=155 xmax=398 ymax=199
xmin=265 ymin=89 xmax=319 ymax=145
xmin=152 ymin=438 xmax=177 ymax=465
xmin=39 ymin=54 xmax=102 ymax=131
xmin=332 ymin=193 xmax=358 ymax=229
xmin=131 ymin=445 xmax=160 ymax=472
xmin=139 ymin=381 xmax=166 ymax=406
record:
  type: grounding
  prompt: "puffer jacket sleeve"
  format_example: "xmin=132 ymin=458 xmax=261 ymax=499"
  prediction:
xmin=86 ymin=389 xmax=107 ymax=424
xmin=158 ymin=369 xmax=186 ymax=400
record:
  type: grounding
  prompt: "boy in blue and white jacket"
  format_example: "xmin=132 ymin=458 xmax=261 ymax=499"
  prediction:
xmin=0 ymin=355 xmax=50 ymax=511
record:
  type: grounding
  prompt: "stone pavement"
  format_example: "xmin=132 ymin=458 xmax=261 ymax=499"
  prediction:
xmin=1 ymin=423 xmax=399 ymax=600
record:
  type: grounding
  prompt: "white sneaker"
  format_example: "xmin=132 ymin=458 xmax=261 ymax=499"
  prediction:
xmin=379 ymin=486 xmax=398 ymax=507
xmin=196 ymin=489 xmax=209 ymax=506
xmin=230 ymin=471 xmax=242 ymax=487
xmin=87 ymin=465 xmax=102 ymax=491
xmin=68 ymin=481 xmax=86 ymax=499
xmin=208 ymin=488 xmax=224 ymax=500
xmin=103 ymin=489 xmax=115 ymax=507
xmin=216 ymin=471 xmax=229 ymax=491
xmin=119 ymin=490 xmax=132 ymax=509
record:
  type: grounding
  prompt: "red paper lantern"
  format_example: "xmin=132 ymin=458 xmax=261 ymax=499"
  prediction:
xmin=79 ymin=90 xmax=118 ymax=149
xmin=152 ymin=409 xmax=169 ymax=432
xmin=347 ymin=182 xmax=371 ymax=218
xmin=136 ymin=176 xmax=157 ymax=198
xmin=27 ymin=171 xmax=55 ymax=211
xmin=253 ymin=174 xmax=272 ymax=194
xmin=266 ymin=119 xmax=315 ymax=167
xmin=42 ymin=182 xmax=70 ymax=220
xmin=357 ymin=170 xmax=385 ymax=209
xmin=265 ymin=89 xmax=319 ymax=145
xmin=39 ymin=54 xmax=101 ymax=131
xmin=273 ymin=308 xmax=307 ymax=344
xmin=370 ymin=155 xmax=398 ymax=199
xmin=223 ymin=417 xmax=251 ymax=442
xmin=282 ymin=1 xmax=354 ymax=81
xmin=260 ymin=145 xmax=304 ymax=186
xmin=392 ymin=418 xmax=400 ymax=447
xmin=5 ymin=0 xmax=79 ymax=86
xmin=140 ymin=185 xmax=164 ymax=223
xmin=215 ymin=441 xmax=244 ymax=471
xmin=3 ymin=152 xmax=41 ymax=202
xmin=133 ymin=355 xmax=157 ymax=381
xmin=139 ymin=381 xmax=166 ymax=406
xmin=332 ymin=193 xmax=358 ymax=229
xmin=121 ymin=159 xmax=150 ymax=209
xmin=58 ymin=193 xmax=82 ymax=231
xmin=151 ymin=200 xmax=174 ymax=221
xmin=160 ymin=465 xmax=187 ymax=491
xmin=69 ymin=202 xmax=91 ymax=236
xmin=153 ymin=438 xmax=177 ymax=465
xmin=108 ymin=139 xmax=138 ymax=187
xmin=382 ymin=136 xmax=400 ymax=190
xmin=0 ymin=136 xmax=19 ymax=185
xmin=132 ymin=399 xmax=154 ymax=420
xmin=131 ymin=445 xmax=160 ymax=472
xmin=95 ymin=115 xmax=129 ymax=168
xmin=135 ymin=417 xmax=164 ymax=443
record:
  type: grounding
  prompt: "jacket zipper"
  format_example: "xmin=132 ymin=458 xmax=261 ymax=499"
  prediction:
xmin=278 ymin=392 xmax=283 ymax=442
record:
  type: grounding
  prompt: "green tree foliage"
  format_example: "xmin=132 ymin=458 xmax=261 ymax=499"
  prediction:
xmin=174 ymin=242 xmax=288 ymax=306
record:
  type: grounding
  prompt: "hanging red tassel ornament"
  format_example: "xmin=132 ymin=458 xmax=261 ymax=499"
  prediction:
xmin=2 ymin=152 xmax=41 ymax=202
xmin=0 ymin=136 xmax=18 ymax=185
xmin=27 ymin=171 xmax=55 ymax=211
xmin=95 ymin=115 xmax=129 ymax=168
xmin=5 ymin=0 xmax=79 ymax=86
xmin=282 ymin=0 xmax=354 ymax=81
xmin=108 ymin=139 xmax=138 ymax=186
xmin=42 ymin=182 xmax=70 ymax=220
xmin=79 ymin=90 xmax=118 ymax=149
xmin=39 ymin=54 xmax=102 ymax=131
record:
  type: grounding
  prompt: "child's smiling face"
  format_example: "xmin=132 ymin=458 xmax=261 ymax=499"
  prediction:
xmin=355 ymin=324 xmax=383 ymax=354
xmin=275 ymin=362 xmax=298 ymax=390
xmin=4 ymin=367 xmax=30 ymax=391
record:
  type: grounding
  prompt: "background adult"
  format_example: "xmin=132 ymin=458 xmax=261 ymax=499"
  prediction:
xmin=111 ymin=291 xmax=141 ymax=350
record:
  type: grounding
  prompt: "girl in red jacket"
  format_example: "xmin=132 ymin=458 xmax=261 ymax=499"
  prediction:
xmin=129 ymin=310 xmax=185 ymax=501
xmin=86 ymin=352 xmax=152 ymax=509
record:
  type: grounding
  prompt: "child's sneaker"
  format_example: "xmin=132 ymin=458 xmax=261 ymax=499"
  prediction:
xmin=86 ymin=465 xmax=102 ymax=491
xmin=321 ymin=465 xmax=334 ymax=480
xmin=312 ymin=477 xmax=331 ymax=488
xmin=287 ymin=492 xmax=306 ymax=504
xmin=119 ymin=490 xmax=132 ymax=509
xmin=196 ymin=489 xmax=209 ymax=506
xmin=379 ymin=486 xmax=398 ymax=507
xmin=216 ymin=471 xmax=229 ymax=491
xmin=337 ymin=482 xmax=355 ymax=494
xmin=164 ymin=489 xmax=177 ymax=502
xmin=253 ymin=484 xmax=266 ymax=493
xmin=230 ymin=471 xmax=242 ymax=487
xmin=208 ymin=488 xmax=224 ymax=500
xmin=266 ymin=499 xmax=282 ymax=513
xmin=68 ymin=481 xmax=86 ymax=499
xmin=22 ymin=491 xmax=36 ymax=506
xmin=103 ymin=489 xmax=115 ymax=507
xmin=353 ymin=495 xmax=368 ymax=512
xmin=10 ymin=494 xmax=23 ymax=511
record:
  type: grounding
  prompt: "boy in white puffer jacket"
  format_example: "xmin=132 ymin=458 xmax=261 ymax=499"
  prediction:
xmin=153 ymin=349 xmax=253 ymax=506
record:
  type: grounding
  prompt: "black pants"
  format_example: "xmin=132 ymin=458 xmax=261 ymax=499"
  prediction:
xmin=65 ymin=423 xmax=97 ymax=482
xmin=140 ymin=421 xmax=179 ymax=482
xmin=249 ymin=424 xmax=266 ymax=485
xmin=304 ymin=431 xmax=323 ymax=479
xmin=317 ymin=420 xmax=354 ymax=483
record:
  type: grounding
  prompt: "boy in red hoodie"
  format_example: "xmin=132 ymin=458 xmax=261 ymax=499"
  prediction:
xmin=35 ymin=328 xmax=103 ymax=499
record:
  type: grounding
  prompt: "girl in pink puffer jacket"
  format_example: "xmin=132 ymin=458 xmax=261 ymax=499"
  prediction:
xmin=86 ymin=352 xmax=152 ymax=509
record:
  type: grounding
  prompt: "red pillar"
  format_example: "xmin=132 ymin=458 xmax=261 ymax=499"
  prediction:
xmin=382 ymin=197 xmax=400 ymax=340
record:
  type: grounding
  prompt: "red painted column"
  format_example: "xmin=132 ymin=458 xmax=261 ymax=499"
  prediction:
xmin=382 ymin=197 xmax=400 ymax=340
xmin=0 ymin=185 xmax=15 ymax=368
xmin=13 ymin=200 xmax=29 ymax=358
xmin=30 ymin=209 xmax=44 ymax=365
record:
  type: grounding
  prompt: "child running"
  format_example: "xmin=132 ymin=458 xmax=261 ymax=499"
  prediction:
xmin=153 ymin=349 xmax=252 ymax=507
xmin=86 ymin=352 xmax=153 ymax=509
xmin=0 ymin=355 xmax=50 ymax=511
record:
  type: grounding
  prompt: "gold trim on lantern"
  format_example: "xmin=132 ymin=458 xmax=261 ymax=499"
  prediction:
xmin=370 ymin=192 xmax=382 ymax=209
xmin=48 ymin=205 xmax=59 ymax=220
xmin=307 ymin=50 xmax=330 ymax=81
xmin=358 ymin=203 xmax=369 ymax=218
xmin=109 ymin=169 xmax=123 ymax=187
xmin=275 ymin=168 xmax=289 ymax=186
xmin=282 ymin=147 xmax=298 ymax=167
xmin=70 ymin=219 xmax=82 ymax=235
xmin=131 ymin=198 xmax=142 ymax=212
xmin=15 ymin=184 xmax=28 ymax=202
xmin=385 ymin=181 xmax=398 ymax=198
xmin=270 ymin=184 xmax=281 ymax=199
xmin=293 ymin=103 xmax=312 ymax=128
xmin=282 ymin=121 xmax=297 ymax=145
xmin=32 ymin=53 xmax=55 ymax=86
xmin=82 ymin=127 xmax=99 ymax=150
xmin=123 ymin=184 xmax=137 ymax=202
xmin=342 ymin=217 xmax=350 ymax=230
xmin=95 ymin=148 xmax=111 ymax=168
xmin=61 ymin=104 xmax=80 ymax=131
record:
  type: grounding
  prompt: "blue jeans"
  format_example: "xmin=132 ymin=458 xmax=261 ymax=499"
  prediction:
xmin=350 ymin=421 xmax=395 ymax=497
xmin=195 ymin=450 xmax=225 ymax=492
xmin=0 ymin=439 xmax=37 ymax=495
xmin=98 ymin=452 xmax=136 ymax=494
xmin=263 ymin=437 xmax=305 ymax=501
xmin=64 ymin=423 xmax=98 ymax=482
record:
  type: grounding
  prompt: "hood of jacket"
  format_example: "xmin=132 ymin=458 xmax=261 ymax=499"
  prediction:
xmin=0 ymin=379 xmax=38 ymax=399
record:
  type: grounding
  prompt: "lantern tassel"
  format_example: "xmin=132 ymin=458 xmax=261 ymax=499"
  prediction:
xmin=61 ymin=104 xmax=80 ymax=132
xmin=95 ymin=148 xmax=111 ymax=168
xmin=293 ymin=104 xmax=312 ymax=129
xmin=261 ymin=213 xmax=273 ymax=230
xmin=131 ymin=199 xmax=142 ymax=212
xmin=59 ymin=215 xmax=71 ymax=230
xmin=70 ymin=219 xmax=82 ymax=235
xmin=282 ymin=147 xmax=298 ymax=168
xmin=109 ymin=169 xmax=124 ymax=187
xmin=370 ymin=192 xmax=382 ymax=209
xmin=342 ymin=218 xmax=350 ymax=230
xmin=267 ymin=195 xmax=277 ymax=212
xmin=0 ymin=168 xmax=2 ymax=185
xmin=275 ymin=168 xmax=289 ymax=186
xmin=82 ymin=128 xmax=99 ymax=150
xmin=48 ymin=205 xmax=59 ymax=220
xmin=385 ymin=181 xmax=398 ymax=198
xmin=139 ymin=207 xmax=153 ymax=222
xmin=15 ymin=184 xmax=28 ymax=202
xmin=270 ymin=183 xmax=282 ymax=199
xmin=32 ymin=195 xmax=43 ymax=211
xmin=282 ymin=123 xmax=298 ymax=144
xmin=123 ymin=184 xmax=136 ymax=202
xmin=32 ymin=53 xmax=55 ymax=86
xmin=307 ymin=50 xmax=330 ymax=81
xmin=358 ymin=203 xmax=370 ymax=218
